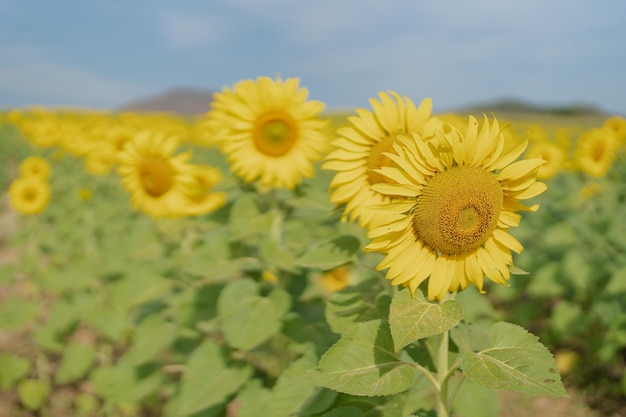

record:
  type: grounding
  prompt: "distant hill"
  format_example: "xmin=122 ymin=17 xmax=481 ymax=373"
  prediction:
xmin=453 ymin=98 xmax=606 ymax=117
xmin=117 ymin=90 xmax=609 ymax=120
xmin=117 ymin=88 xmax=215 ymax=115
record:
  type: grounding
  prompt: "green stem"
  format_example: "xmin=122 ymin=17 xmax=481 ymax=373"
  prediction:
xmin=436 ymin=329 xmax=450 ymax=417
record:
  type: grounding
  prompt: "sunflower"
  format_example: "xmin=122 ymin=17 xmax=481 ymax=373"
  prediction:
xmin=574 ymin=128 xmax=618 ymax=177
xmin=323 ymin=92 xmax=441 ymax=228
xmin=603 ymin=116 xmax=626 ymax=143
xmin=117 ymin=130 xmax=194 ymax=218
xmin=8 ymin=176 xmax=51 ymax=215
xmin=206 ymin=76 xmax=329 ymax=189
xmin=182 ymin=164 xmax=227 ymax=216
xmin=364 ymin=115 xmax=546 ymax=300
xmin=525 ymin=140 xmax=566 ymax=179
xmin=19 ymin=156 xmax=51 ymax=180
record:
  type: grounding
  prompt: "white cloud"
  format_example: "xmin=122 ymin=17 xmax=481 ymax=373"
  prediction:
xmin=154 ymin=8 xmax=229 ymax=49
xmin=0 ymin=45 xmax=143 ymax=108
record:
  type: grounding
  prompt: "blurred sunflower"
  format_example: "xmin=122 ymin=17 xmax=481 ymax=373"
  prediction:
xmin=574 ymin=128 xmax=618 ymax=177
xmin=117 ymin=131 xmax=193 ymax=218
xmin=182 ymin=164 xmax=227 ymax=216
xmin=365 ymin=116 xmax=546 ymax=300
xmin=19 ymin=156 xmax=51 ymax=180
xmin=323 ymin=92 xmax=441 ymax=228
xmin=525 ymin=141 xmax=565 ymax=179
xmin=319 ymin=265 xmax=352 ymax=293
xmin=8 ymin=176 xmax=51 ymax=215
xmin=206 ymin=76 xmax=329 ymax=189
xmin=603 ymin=116 xmax=626 ymax=143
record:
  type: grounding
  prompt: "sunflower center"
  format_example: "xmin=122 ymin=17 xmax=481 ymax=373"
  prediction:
xmin=139 ymin=157 xmax=174 ymax=197
xmin=591 ymin=142 xmax=605 ymax=162
xmin=22 ymin=187 xmax=38 ymax=202
xmin=411 ymin=166 xmax=503 ymax=255
xmin=366 ymin=136 xmax=398 ymax=185
xmin=252 ymin=111 xmax=298 ymax=157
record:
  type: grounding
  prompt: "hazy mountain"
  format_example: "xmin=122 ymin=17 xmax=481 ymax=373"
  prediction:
xmin=117 ymin=88 xmax=216 ymax=115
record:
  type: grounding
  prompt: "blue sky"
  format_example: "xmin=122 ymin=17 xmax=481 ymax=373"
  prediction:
xmin=1 ymin=0 xmax=625 ymax=114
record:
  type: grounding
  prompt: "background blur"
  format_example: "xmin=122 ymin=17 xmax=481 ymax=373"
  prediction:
xmin=1 ymin=0 xmax=625 ymax=114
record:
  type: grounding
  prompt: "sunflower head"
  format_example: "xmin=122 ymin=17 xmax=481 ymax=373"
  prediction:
xmin=117 ymin=130 xmax=194 ymax=218
xmin=9 ymin=176 xmax=51 ymax=215
xmin=365 ymin=115 xmax=546 ymax=300
xmin=525 ymin=141 xmax=566 ymax=179
xmin=182 ymin=164 xmax=227 ymax=216
xmin=206 ymin=76 xmax=329 ymax=190
xmin=574 ymin=128 xmax=618 ymax=177
xmin=324 ymin=92 xmax=442 ymax=228
xmin=19 ymin=156 xmax=51 ymax=180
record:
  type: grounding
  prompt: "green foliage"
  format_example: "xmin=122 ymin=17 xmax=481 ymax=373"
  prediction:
xmin=56 ymin=342 xmax=95 ymax=384
xmin=389 ymin=289 xmax=463 ymax=351
xmin=2 ymin=114 xmax=623 ymax=416
xmin=313 ymin=319 xmax=415 ymax=396
xmin=461 ymin=322 xmax=567 ymax=397
xmin=176 ymin=340 xmax=252 ymax=415
xmin=18 ymin=379 xmax=51 ymax=411
xmin=217 ymin=278 xmax=291 ymax=350
xmin=0 ymin=353 xmax=31 ymax=389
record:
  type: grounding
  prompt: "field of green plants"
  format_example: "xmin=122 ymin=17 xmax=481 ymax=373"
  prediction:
xmin=1 ymin=84 xmax=625 ymax=417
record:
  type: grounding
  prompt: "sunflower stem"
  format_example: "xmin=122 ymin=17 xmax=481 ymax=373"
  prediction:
xmin=436 ymin=328 xmax=450 ymax=417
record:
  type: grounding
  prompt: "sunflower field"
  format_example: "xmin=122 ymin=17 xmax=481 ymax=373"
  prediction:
xmin=1 ymin=77 xmax=625 ymax=417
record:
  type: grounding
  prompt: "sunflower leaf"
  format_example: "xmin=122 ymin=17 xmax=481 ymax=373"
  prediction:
xmin=312 ymin=319 xmax=414 ymax=396
xmin=461 ymin=321 xmax=568 ymax=397
xmin=217 ymin=278 xmax=292 ymax=350
xmin=324 ymin=278 xmax=389 ymax=335
xmin=178 ymin=340 xmax=252 ymax=415
xmin=389 ymin=289 xmax=463 ymax=351
xmin=0 ymin=353 xmax=31 ymax=390
xmin=294 ymin=235 xmax=361 ymax=270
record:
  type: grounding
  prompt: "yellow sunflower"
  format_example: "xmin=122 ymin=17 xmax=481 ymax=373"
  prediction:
xmin=525 ymin=140 xmax=566 ymax=180
xmin=8 ymin=176 xmax=51 ymax=215
xmin=603 ymin=116 xmax=626 ymax=143
xmin=323 ymin=92 xmax=441 ymax=228
xmin=206 ymin=76 xmax=329 ymax=189
xmin=19 ymin=156 xmax=51 ymax=180
xmin=364 ymin=115 xmax=546 ymax=300
xmin=182 ymin=164 xmax=227 ymax=216
xmin=117 ymin=130 xmax=194 ymax=218
xmin=574 ymin=128 xmax=618 ymax=177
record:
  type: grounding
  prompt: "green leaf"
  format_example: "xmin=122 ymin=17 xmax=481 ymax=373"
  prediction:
xmin=56 ymin=342 xmax=95 ymax=384
xmin=178 ymin=339 xmax=252 ymax=415
xmin=18 ymin=379 xmax=51 ymax=411
xmin=605 ymin=266 xmax=626 ymax=295
xmin=294 ymin=235 xmax=361 ymax=270
xmin=389 ymin=289 xmax=463 ymax=351
xmin=90 ymin=364 xmax=162 ymax=405
xmin=0 ymin=353 xmax=31 ymax=389
xmin=461 ymin=322 xmax=568 ymax=397
xmin=325 ymin=279 xmax=389 ymax=335
xmin=228 ymin=195 xmax=274 ymax=240
xmin=450 ymin=321 xmax=492 ymax=354
xmin=550 ymin=300 xmax=584 ymax=337
xmin=451 ymin=376 xmax=500 ymax=417
xmin=258 ymin=237 xmax=298 ymax=273
xmin=236 ymin=379 xmax=271 ymax=417
xmin=526 ymin=262 xmax=562 ymax=298
xmin=217 ymin=278 xmax=291 ymax=350
xmin=313 ymin=319 xmax=414 ymax=396
xmin=120 ymin=315 xmax=176 ymax=366
xmin=0 ymin=295 xmax=40 ymax=329
xmin=264 ymin=352 xmax=320 ymax=417
xmin=561 ymin=249 xmax=592 ymax=293
xmin=74 ymin=393 xmax=99 ymax=415
xmin=321 ymin=407 xmax=365 ymax=417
